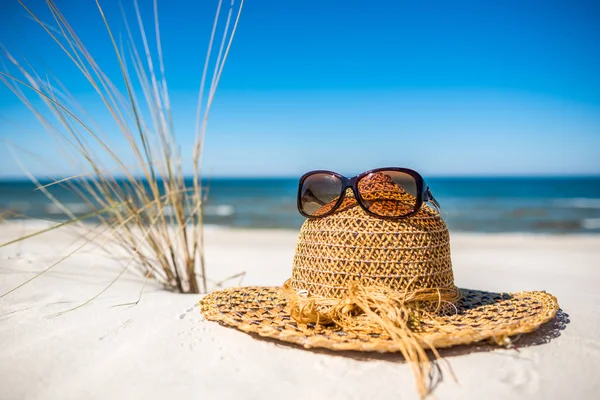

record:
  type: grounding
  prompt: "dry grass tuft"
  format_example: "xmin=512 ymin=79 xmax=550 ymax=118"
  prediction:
xmin=0 ymin=0 xmax=244 ymax=294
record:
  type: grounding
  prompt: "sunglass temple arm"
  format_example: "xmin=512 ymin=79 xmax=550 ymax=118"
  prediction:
xmin=424 ymin=187 xmax=441 ymax=212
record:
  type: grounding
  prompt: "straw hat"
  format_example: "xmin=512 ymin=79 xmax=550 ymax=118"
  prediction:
xmin=200 ymin=173 xmax=559 ymax=397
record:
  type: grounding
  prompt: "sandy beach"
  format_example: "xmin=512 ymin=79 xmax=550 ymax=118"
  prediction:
xmin=1 ymin=221 xmax=599 ymax=399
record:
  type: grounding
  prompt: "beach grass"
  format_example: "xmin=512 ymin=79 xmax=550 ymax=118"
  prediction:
xmin=0 ymin=0 xmax=244 ymax=295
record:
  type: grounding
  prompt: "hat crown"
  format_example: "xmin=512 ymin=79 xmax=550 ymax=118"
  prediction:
xmin=291 ymin=191 xmax=454 ymax=298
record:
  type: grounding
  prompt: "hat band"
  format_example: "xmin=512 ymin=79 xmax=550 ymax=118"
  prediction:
xmin=281 ymin=279 xmax=461 ymax=397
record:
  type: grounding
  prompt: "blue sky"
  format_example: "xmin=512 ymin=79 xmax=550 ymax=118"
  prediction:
xmin=0 ymin=0 xmax=599 ymax=178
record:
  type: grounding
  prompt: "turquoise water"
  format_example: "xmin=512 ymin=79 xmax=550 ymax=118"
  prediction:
xmin=1 ymin=177 xmax=600 ymax=233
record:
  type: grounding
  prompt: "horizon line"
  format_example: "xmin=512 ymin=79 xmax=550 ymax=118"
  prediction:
xmin=1 ymin=173 xmax=600 ymax=181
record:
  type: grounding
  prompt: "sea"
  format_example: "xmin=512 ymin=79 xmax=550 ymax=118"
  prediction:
xmin=1 ymin=177 xmax=600 ymax=234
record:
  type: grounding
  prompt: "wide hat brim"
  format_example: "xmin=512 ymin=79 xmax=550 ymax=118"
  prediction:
xmin=200 ymin=285 xmax=558 ymax=352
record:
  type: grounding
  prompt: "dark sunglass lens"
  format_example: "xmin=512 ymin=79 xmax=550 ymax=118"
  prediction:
xmin=357 ymin=171 xmax=418 ymax=217
xmin=300 ymin=173 xmax=343 ymax=216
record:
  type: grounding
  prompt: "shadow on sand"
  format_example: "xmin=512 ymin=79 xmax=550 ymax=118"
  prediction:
xmin=251 ymin=308 xmax=569 ymax=362
xmin=240 ymin=308 xmax=569 ymax=393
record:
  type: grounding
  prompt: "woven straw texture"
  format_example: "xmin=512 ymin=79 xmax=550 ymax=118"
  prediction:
xmin=201 ymin=286 xmax=557 ymax=351
xmin=200 ymin=172 xmax=559 ymax=352
xmin=292 ymin=198 xmax=453 ymax=299
xmin=201 ymin=201 xmax=558 ymax=351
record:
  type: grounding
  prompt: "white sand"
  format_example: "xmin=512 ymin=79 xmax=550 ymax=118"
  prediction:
xmin=1 ymin=222 xmax=599 ymax=399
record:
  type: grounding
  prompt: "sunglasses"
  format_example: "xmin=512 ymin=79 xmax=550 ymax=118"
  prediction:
xmin=297 ymin=167 xmax=440 ymax=219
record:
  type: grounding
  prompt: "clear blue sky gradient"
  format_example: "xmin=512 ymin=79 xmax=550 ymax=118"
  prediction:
xmin=0 ymin=0 xmax=599 ymax=177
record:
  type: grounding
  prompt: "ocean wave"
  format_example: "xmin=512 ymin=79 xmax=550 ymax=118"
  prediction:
xmin=582 ymin=218 xmax=600 ymax=230
xmin=204 ymin=205 xmax=235 ymax=217
xmin=162 ymin=205 xmax=177 ymax=217
xmin=7 ymin=201 xmax=31 ymax=211
xmin=554 ymin=198 xmax=600 ymax=209
xmin=45 ymin=203 xmax=91 ymax=215
xmin=142 ymin=204 xmax=236 ymax=218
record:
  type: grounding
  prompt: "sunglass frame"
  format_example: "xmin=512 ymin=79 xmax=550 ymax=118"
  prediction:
xmin=297 ymin=167 xmax=439 ymax=220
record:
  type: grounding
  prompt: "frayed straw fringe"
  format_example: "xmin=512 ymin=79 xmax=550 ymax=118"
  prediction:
xmin=282 ymin=279 xmax=462 ymax=398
